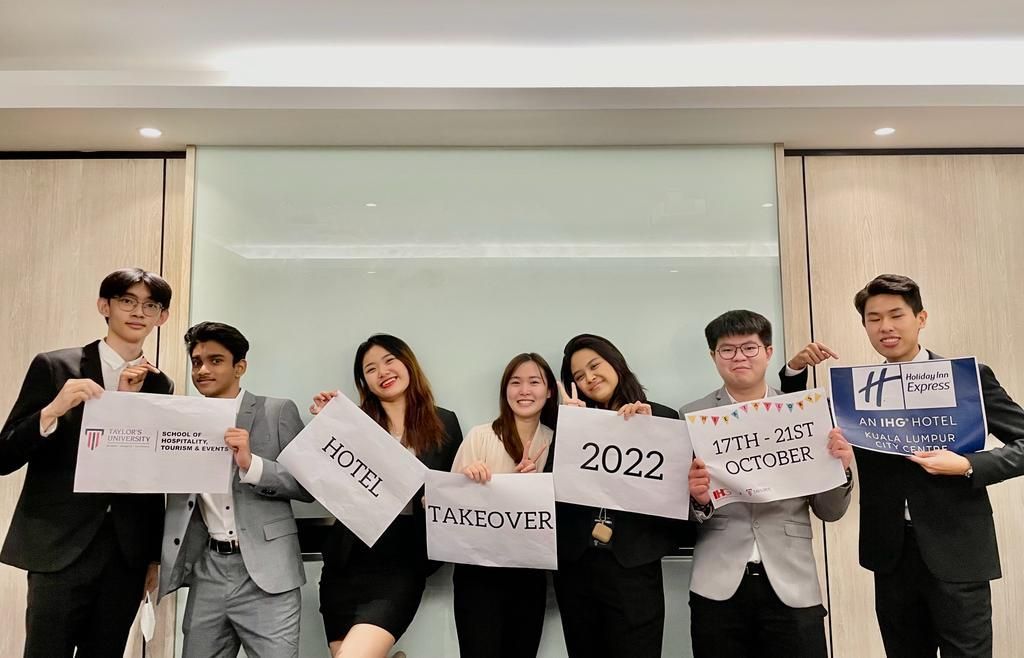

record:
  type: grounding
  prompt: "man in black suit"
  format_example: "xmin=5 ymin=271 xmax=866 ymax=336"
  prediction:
xmin=784 ymin=274 xmax=1024 ymax=657
xmin=0 ymin=267 xmax=175 ymax=658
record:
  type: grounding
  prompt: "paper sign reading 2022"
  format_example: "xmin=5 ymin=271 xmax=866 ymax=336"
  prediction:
xmin=686 ymin=388 xmax=846 ymax=507
xmin=278 ymin=393 xmax=427 ymax=547
xmin=553 ymin=406 xmax=692 ymax=519
xmin=75 ymin=391 xmax=236 ymax=494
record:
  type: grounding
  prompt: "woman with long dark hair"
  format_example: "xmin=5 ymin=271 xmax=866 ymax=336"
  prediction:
xmin=551 ymin=333 xmax=691 ymax=658
xmin=450 ymin=352 xmax=559 ymax=658
xmin=310 ymin=334 xmax=462 ymax=658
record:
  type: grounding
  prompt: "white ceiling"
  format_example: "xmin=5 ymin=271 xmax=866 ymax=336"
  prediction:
xmin=4 ymin=0 xmax=1024 ymax=150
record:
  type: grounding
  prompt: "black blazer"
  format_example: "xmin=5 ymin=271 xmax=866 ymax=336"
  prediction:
xmin=781 ymin=353 xmax=1024 ymax=582
xmin=547 ymin=401 xmax=695 ymax=568
xmin=323 ymin=406 xmax=463 ymax=569
xmin=0 ymin=340 xmax=175 ymax=572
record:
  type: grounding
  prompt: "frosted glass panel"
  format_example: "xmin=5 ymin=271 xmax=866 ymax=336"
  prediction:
xmin=187 ymin=145 xmax=781 ymax=657
xmin=191 ymin=146 xmax=783 ymax=424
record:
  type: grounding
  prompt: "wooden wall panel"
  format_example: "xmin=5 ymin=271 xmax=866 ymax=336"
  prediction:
xmin=0 ymin=158 xmax=165 ymax=657
xmin=800 ymin=154 xmax=1024 ymax=657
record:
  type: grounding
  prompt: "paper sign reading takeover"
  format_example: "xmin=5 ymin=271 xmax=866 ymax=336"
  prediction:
xmin=425 ymin=471 xmax=557 ymax=570
xmin=278 ymin=393 xmax=427 ymax=547
xmin=75 ymin=391 xmax=236 ymax=494
xmin=553 ymin=406 xmax=692 ymax=520
xmin=685 ymin=388 xmax=847 ymax=507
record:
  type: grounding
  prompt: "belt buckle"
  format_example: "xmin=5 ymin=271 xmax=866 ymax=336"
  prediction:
xmin=212 ymin=539 xmax=236 ymax=554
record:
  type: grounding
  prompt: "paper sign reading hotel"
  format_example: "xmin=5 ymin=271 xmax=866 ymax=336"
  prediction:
xmin=425 ymin=471 xmax=557 ymax=570
xmin=829 ymin=357 xmax=988 ymax=456
xmin=278 ymin=393 xmax=427 ymax=547
xmin=686 ymin=388 xmax=846 ymax=506
xmin=75 ymin=391 xmax=236 ymax=494
xmin=553 ymin=406 xmax=692 ymax=519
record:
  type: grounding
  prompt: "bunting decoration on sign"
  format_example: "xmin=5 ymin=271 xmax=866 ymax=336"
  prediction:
xmin=685 ymin=393 xmax=828 ymax=425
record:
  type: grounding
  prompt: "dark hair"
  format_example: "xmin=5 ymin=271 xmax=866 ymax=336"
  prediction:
xmin=99 ymin=268 xmax=172 ymax=308
xmin=354 ymin=334 xmax=445 ymax=456
xmin=854 ymin=274 xmax=924 ymax=322
xmin=184 ymin=322 xmax=250 ymax=364
xmin=492 ymin=353 xmax=559 ymax=462
xmin=560 ymin=334 xmax=645 ymax=410
xmin=704 ymin=310 xmax=773 ymax=350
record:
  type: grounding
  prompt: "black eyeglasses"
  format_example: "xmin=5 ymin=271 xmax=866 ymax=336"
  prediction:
xmin=715 ymin=343 xmax=764 ymax=360
xmin=111 ymin=296 xmax=164 ymax=317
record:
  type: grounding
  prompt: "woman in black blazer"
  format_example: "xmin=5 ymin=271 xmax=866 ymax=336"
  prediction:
xmin=311 ymin=334 xmax=462 ymax=658
xmin=551 ymin=333 xmax=693 ymax=658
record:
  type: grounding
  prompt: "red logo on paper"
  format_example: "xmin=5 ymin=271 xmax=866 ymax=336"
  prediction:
xmin=85 ymin=428 xmax=104 ymax=450
xmin=711 ymin=488 xmax=731 ymax=500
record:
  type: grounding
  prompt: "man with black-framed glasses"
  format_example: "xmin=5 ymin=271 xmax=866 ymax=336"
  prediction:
xmin=0 ymin=267 xmax=175 ymax=658
xmin=681 ymin=309 xmax=854 ymax=658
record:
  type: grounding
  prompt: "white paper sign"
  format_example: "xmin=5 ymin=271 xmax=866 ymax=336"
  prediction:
xmin=685 ymin=388 xmax=846 ymax=507
xmin=278 ymin=393 xmax=428 ymax=547
xmin=553 ymin=406 xmax=692 ymax=519
xmin=75 ymin=391 xmax=236 ymax=494
xmin=425 ymin=471 xmax=557 ymax=570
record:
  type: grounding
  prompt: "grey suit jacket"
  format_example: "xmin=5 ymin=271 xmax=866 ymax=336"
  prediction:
xmin=159 ymin=393 xmax=313 ymax=600
xmin=681 ymin=385 xmax=852 ymax=608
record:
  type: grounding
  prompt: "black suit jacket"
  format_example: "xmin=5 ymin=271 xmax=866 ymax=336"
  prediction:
xmin=0 ymin=340 xmax=174 ymax=572
xmin=323 ymin=406 xmax=463 ymax=571
xmin=781 ymin=352 xmax=1024 ymax=582
xmin=547 ymin=401 xmax=696 ymax=568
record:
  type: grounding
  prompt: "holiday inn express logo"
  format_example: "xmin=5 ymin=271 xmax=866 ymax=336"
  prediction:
xmin=852 ymin=361 xmax=956 ymax=412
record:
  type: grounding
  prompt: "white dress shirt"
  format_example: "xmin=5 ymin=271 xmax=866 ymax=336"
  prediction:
xmin=199 ymin=389 xmax=265 ymax=542
xmin=724 ymin=384 xmax=771 ymax=564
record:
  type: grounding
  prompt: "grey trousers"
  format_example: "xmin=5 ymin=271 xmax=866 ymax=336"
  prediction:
xmin=181 ymin=549 xmax=301 ymax=658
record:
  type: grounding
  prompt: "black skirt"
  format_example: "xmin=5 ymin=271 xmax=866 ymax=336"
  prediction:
xmin=319 ymin=516 xmax=427 ymax=642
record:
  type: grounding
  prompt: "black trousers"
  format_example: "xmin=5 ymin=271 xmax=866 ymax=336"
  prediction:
xmin=23 ymin=516 xmax=147 ymax=658
xmin=874 ymin=526 xmax=992 ymax=658
xmin=689 ymin=567 xmax=827 ymax=658
xmin=453 ymin=563 xmax=547 ymax=658
xmin=553 ymin=548 xmax=664 ymax=658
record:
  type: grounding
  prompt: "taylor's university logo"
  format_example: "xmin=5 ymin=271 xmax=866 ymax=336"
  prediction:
xmin=852 ymin=361 xmax=957 ymax=411
xmin=85 ymin=428 xmax=104 ymax=450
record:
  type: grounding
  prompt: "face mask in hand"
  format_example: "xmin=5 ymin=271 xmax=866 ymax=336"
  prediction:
xmin=141 ymin=592 xmax=156 ymax=642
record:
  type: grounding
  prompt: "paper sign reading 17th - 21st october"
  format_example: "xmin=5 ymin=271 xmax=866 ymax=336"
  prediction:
xmin=685 ymin=388 xmax=847 ymax=507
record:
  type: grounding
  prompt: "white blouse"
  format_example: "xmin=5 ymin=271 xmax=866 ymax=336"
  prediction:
xmin=451 ymin=422 xmax=554 ymax=474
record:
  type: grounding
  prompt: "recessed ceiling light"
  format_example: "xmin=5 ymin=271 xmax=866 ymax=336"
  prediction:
xmin=761 ymin=202 xmax=774 ymax=208
xmin=874 ymin=127 xmax=896 ymax=136
xmin=365 ymin=202 xmax=377 ymax=208
xmin=669 ymin=269 xmax=679 ymax=273
xmin=366 ymin=271 xmax=376 ymax=274
xmin=138 ymin=127 xmax=162 ymax=138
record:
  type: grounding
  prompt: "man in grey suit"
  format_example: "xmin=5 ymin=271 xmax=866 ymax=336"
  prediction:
xmin=681 ymin=310 xmax=854 ymax=658
xmin=159 ymin=322 xmax=313 ymax=658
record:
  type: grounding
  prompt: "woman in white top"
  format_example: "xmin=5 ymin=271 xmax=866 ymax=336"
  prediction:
xmin=450 ymin=352 xmax=559 ymax=658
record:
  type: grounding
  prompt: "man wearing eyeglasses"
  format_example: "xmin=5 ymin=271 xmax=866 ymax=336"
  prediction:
xmin=681 ymin=310 xmax=854 ymax=658
xmin=0 ymin=267 xmax=175 ymax=658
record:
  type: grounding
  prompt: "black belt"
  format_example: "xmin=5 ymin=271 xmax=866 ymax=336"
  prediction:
xmin=209 ymin=538 xmax=241 ymax=554
xmin=744 ymin=561 xmax=766 ymax=576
